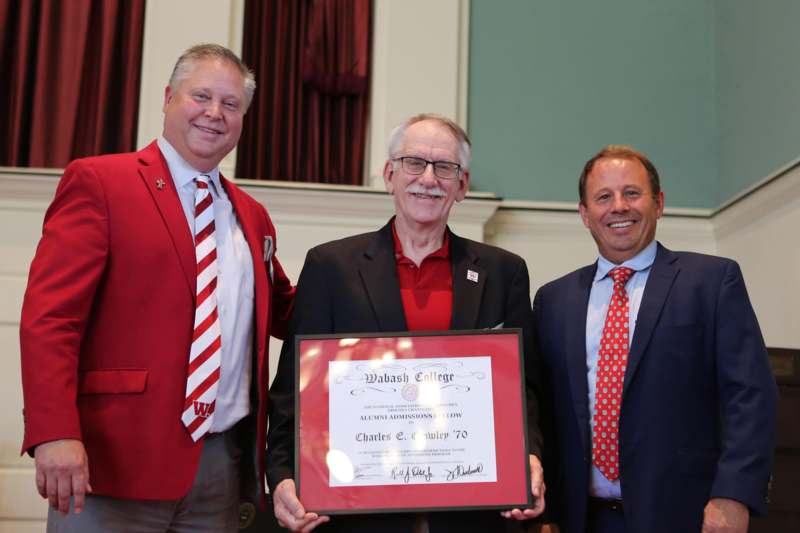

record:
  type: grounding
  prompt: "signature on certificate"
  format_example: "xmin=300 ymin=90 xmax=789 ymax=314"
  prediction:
xmin=444 ymin=463 xmax=484 ymax=481
xmin=390 ymin=465 xmax=434 ymax=483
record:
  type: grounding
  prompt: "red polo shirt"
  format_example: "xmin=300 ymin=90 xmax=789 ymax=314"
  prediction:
xmin=392 ymin=222 xmax=453 ymax=331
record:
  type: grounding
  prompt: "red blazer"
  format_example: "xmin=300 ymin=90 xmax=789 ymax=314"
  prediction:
xmin=20 ymin=141 xmax=294 ymax=504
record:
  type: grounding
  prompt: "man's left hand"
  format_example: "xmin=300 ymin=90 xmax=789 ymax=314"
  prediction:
xmin=501 ymin=454 xmax=545 ymax=520
xmin=702 ymin=498 xmax=749 ymax=533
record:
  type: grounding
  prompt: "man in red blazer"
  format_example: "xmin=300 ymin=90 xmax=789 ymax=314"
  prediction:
xmin=20 ymin=44 xmax=294 ymax=531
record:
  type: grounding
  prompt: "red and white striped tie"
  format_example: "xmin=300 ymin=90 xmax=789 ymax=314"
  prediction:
xmin=182 ymin=175 xmax=222 ymax=441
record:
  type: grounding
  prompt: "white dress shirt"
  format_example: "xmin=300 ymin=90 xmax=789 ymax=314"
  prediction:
xmin=157 ymin=137 xmax=254 ymax=433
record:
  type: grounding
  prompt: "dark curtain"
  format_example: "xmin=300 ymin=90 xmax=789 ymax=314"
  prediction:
xmin=237 ymin=0 xmax=372 ymax=184
xmin=0 ymin=0 xmax=146 ymax=168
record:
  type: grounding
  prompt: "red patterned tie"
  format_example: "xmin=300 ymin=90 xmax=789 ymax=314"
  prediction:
xmin=182 ymin=175 xmax=222 ymax=441
xmin=592 ymin=266 xmax=635 ymax=480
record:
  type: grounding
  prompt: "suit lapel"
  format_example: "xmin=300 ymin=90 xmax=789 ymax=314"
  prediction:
xmin=450 ymin=232 xmax=486 ymax=330
xmin=622 ymin=244 xmax=679 ymax=398
xmin=566 ymin=264 xmax=596 ymax=453
xmin=138 ymin=142 xmax=195 ymax=298
xmin=358 ymin=221 xmax=407 ymax=331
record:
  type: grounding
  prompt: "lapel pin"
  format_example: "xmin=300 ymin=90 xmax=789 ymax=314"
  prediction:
xmin=263 ymin=236 xmax=274 ymax=262
xmin=467 ymin=269 xmax=479 ymax=283
xmin=155 ymin=178 xmax=165 ymax=190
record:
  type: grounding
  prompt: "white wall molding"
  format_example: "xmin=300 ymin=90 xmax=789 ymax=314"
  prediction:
xmin=498 ymin=198 xmax=712 ymax=218
xmin=713 ymin=162 xmax=800 ymax=241
xmin=0 ymin=170 xmax=58 ymax=207
xmin=485 ymin=204 xmax=716 ymax=292
xmin=1 ymin=168 xmax=716 ymax=306
xmin=240 ymin=180 xmax=496 ymax=223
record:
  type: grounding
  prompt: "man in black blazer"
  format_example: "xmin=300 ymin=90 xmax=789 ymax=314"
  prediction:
xmin=535 ymin=145 xmax=777 ymax=533
xmin=266 ymin=114 xmax=544 ymax=532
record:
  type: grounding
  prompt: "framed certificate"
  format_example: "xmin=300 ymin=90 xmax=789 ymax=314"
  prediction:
xmin=295 ymin=329 xmax=532 ymax=514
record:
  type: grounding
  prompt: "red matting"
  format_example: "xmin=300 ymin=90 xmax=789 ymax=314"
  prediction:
xmin=295 ymin=330 xmax=531 ymax=514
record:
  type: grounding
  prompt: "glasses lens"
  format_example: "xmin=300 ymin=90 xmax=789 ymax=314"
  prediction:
xmin=402 ymin=157 xmax=426 ymax=174
xmin=433 ymin=162 xmax=459 ymax=179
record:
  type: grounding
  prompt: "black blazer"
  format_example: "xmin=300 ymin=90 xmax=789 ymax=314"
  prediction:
xmin=267 ymin=220 xmax=541 ymax=532
xmin=535 ymin=243 xmax=777 ymax=533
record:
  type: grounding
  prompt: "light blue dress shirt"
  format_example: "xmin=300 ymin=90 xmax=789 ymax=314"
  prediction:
xmin=157 ymin=137 xmax=255 ymax=433
xmin=586 ymin=240 xmax=657 ymax=498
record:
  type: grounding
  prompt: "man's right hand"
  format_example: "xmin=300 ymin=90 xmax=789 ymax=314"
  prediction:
xmin=272 ymin=478 xmax=330 ymax=532
xmin=34 ymin=439 xmax=91 ymax=515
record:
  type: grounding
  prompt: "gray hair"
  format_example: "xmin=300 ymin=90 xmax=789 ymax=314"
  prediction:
xmin=169 ymin=43 xmax=256 ymax=109
xmin=387 ymin=113 xmax=472 ymax=169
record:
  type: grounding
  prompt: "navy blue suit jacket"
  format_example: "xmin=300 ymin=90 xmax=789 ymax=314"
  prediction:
xmin=534 ymin=243 xmax=777 ymax=533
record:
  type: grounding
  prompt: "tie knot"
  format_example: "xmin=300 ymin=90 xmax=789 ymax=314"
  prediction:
xmin=609 ymin=266 xmax=634 ymax=285
xmin=195 ymin=175 xmax=211 ymax=190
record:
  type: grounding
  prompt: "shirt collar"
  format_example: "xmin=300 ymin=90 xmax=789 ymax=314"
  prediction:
xmin=594 ymin=240 xmax=658 ymax=282
xmin=157 ymin=136 xmax=222 ymax=194
xmin=391 ymin=220 xmax=451 ymax=261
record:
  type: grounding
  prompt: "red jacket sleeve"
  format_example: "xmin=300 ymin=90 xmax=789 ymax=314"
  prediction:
xmin=20 ymin=160 xmax=110 ymax=454
xmin=269 ymin=254 xmax=295 ymax=340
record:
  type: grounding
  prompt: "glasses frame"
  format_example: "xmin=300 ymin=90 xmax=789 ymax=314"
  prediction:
xmin=392 ymin=156 xmax=462 ymax=180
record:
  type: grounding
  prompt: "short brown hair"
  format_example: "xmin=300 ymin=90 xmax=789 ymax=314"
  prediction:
xmin=169 ymin=43 xmax=256 ymax=109
xmin=388 ymin=113 xmax=472 ymax=168
xmin=579 ymin=145 xmax=661 ymax=205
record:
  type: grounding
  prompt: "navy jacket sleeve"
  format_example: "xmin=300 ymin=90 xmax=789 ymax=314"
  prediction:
xmin=709 ymin=260 xmax=777 ymax=514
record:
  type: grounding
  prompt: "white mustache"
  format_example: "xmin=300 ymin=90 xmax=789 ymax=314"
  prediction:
xmin=405 ymin=184 xmax=445 ymax=197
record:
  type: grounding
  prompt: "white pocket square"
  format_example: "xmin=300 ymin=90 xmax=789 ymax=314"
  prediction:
xmin=263 ymin=236 xmax=274 ymax=282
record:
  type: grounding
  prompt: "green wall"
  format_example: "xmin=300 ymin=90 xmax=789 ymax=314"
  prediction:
xmin=715 ymin=0 xmax=800 ymax=204
xmin=469 ymin=1 xmax=800 ymax=208
xmin=469 ymin=0 xmax=718 ymax=208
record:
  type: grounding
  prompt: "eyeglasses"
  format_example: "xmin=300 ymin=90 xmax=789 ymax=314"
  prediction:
xmin=392 ymin=156 xmax=462 ymax=180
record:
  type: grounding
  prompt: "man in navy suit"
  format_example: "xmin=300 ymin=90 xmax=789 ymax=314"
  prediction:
xmin=534 ymin=145 xmax=777 ymax=533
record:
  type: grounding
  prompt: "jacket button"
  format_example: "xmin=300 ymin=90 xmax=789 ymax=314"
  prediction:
xmin=239 ymin=501 xmax=256 ymax=529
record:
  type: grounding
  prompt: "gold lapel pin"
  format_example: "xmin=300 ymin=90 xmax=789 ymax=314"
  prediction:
xmin=156 ymin=178 xmax=165 ymax=190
